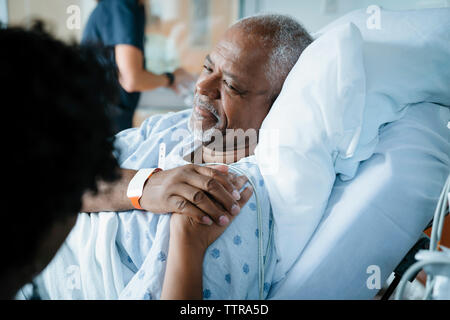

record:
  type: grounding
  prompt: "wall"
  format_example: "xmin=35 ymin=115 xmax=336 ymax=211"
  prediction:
xmin=257 ymin=0 xmax=450 ymax=33
xmin=5 ymin=0 xmax=450 ymax=40
xmin=6 ymin=0 xmax=92 ymax=40
xmin=0 ymin=0 xmax=7 ymax=25
xmin=4 ymin=0 xmax=238 ymax=71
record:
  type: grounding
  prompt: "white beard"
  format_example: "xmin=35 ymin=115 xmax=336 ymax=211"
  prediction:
xmin=188 ymin=113 xmax=221 ymax=143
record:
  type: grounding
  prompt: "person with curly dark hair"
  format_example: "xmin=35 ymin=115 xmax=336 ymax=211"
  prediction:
xmin=0 ymin=22 xmax=241 ymax=300
xmin=0 ymin=22 xmax=120 ymax=299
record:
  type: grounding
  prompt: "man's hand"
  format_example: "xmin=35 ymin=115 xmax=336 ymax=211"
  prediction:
xmin=140 ymin=164 xmax=249 ymax=226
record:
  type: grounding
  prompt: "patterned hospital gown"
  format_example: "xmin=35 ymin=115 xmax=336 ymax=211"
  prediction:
xmin=29 ymin=109 xmax=278 ymax=300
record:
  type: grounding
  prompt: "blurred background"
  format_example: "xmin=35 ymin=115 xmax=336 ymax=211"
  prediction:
xmin=1 ymin=0 xmax=449 ymax=126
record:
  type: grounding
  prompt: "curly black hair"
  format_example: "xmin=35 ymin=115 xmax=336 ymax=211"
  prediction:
xmin=0 ymin=22 xmax=120 ymax=285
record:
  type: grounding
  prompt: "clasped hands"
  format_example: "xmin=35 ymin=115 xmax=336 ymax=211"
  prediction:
xmin=139 ymin=164 xmax=254 ymax=250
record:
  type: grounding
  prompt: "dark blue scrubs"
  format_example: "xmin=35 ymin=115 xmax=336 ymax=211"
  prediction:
xmin=82 ymin=0 xmax=146 ymax=133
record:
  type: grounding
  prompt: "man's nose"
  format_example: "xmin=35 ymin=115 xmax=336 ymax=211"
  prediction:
xmin=196 ymin=74 xmax=220 ymax=100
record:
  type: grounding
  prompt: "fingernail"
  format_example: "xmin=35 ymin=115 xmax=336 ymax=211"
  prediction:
xmin=232 ymin=190 xmax=241 ymax=200
xmin=231 ymin=204 xmax=240 ymax=215
xmin=202 ymin=216 xmax=213 ymax=225
xmin=219 ymin=215 xmax=230 ymax=226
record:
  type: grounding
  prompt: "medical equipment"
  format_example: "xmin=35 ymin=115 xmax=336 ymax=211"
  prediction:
xmin=380 ymin=235 xmax=430 ymax=300
xmin=394 ymin=175 xmax=450 ymax=300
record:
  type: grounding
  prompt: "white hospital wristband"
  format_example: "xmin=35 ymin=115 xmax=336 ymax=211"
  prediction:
xmin=127 ymin=168 xmax=162 ymax=210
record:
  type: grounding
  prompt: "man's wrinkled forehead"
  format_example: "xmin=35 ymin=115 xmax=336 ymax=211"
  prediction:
xmin=209 ymin=27 xmax=271 ymax=92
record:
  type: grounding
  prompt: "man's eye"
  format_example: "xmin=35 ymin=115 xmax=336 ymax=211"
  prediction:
xmin=223 ymin=80 xmax=238 ymax=92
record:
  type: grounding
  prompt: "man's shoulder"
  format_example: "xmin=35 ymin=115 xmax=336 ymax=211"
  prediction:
xmin=114 ymin=109 xmax=193 ymax=168
xmin=114 ymin=109 xmax=191 ymax=144
xmin=143 ymin=109 xmax=191 ymax=134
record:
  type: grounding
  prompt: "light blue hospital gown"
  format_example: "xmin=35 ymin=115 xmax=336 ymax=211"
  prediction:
xmin=30 ymin=109 xmax=278 ymax=300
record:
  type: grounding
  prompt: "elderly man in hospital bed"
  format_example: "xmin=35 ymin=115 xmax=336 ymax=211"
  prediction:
xmin=29 ymin=9 xmax=449 ymax=300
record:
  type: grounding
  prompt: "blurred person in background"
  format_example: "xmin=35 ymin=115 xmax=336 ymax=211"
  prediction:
xmin=83 ymin=0 xmax=195 ymax=133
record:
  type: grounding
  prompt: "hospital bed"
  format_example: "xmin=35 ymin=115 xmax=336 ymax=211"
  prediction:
xmin=267 ymin=7 xmax=450 ymax=299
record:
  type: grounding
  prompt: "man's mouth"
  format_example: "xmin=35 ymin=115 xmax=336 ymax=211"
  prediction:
xmin=194 ymin=105 xmax=219 ymax=121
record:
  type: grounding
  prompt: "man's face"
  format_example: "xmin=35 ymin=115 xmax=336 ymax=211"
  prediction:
xmin=189 ymin=27 xmax=273 ymax=145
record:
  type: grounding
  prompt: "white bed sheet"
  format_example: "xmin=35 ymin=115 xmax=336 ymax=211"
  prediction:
xmin=268 ymin=102 xmax=450 ymax=299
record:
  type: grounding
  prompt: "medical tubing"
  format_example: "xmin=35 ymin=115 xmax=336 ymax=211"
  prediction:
xmin=436 ymin=176 xmax=450 ymax=244
xmin=430 ymin=175 xmax=450 ymax=251
xmin=394 ymin=258 xmax=450 ymax=300
xmin=422 ymin=278 xmax=436 ymax=300
xmin=264 ymin=211 xmax=275 ymax=266
xmin=227 ymin=165 xmax=265 ymax=300
xmin=396 ymin=175 xmax=450 ymax=300
xmin=426 ymin=175 xmax=450 ymax=292
xmin=202 ymin=163 xmax=266 ymax=300
xmin=227 ymin=165 xmax=275 ymax=298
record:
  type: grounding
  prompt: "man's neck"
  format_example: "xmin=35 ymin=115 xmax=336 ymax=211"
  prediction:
xmin=202 ymin=143 xmax=256 ymax=164
xmin=185 ymin=141 xmax=256 ymax=165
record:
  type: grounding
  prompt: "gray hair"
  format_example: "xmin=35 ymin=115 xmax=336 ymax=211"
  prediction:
xmin=233 ymin=14 xmax=313 ymax=101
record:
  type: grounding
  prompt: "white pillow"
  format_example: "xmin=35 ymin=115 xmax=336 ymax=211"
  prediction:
xmin=319 ymin=7 xmax=450 ymax=180
xmin=316 ymin=7 xmax=450 ymax=107
xmin=255 ymin=23 xmax=366 ymax=280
